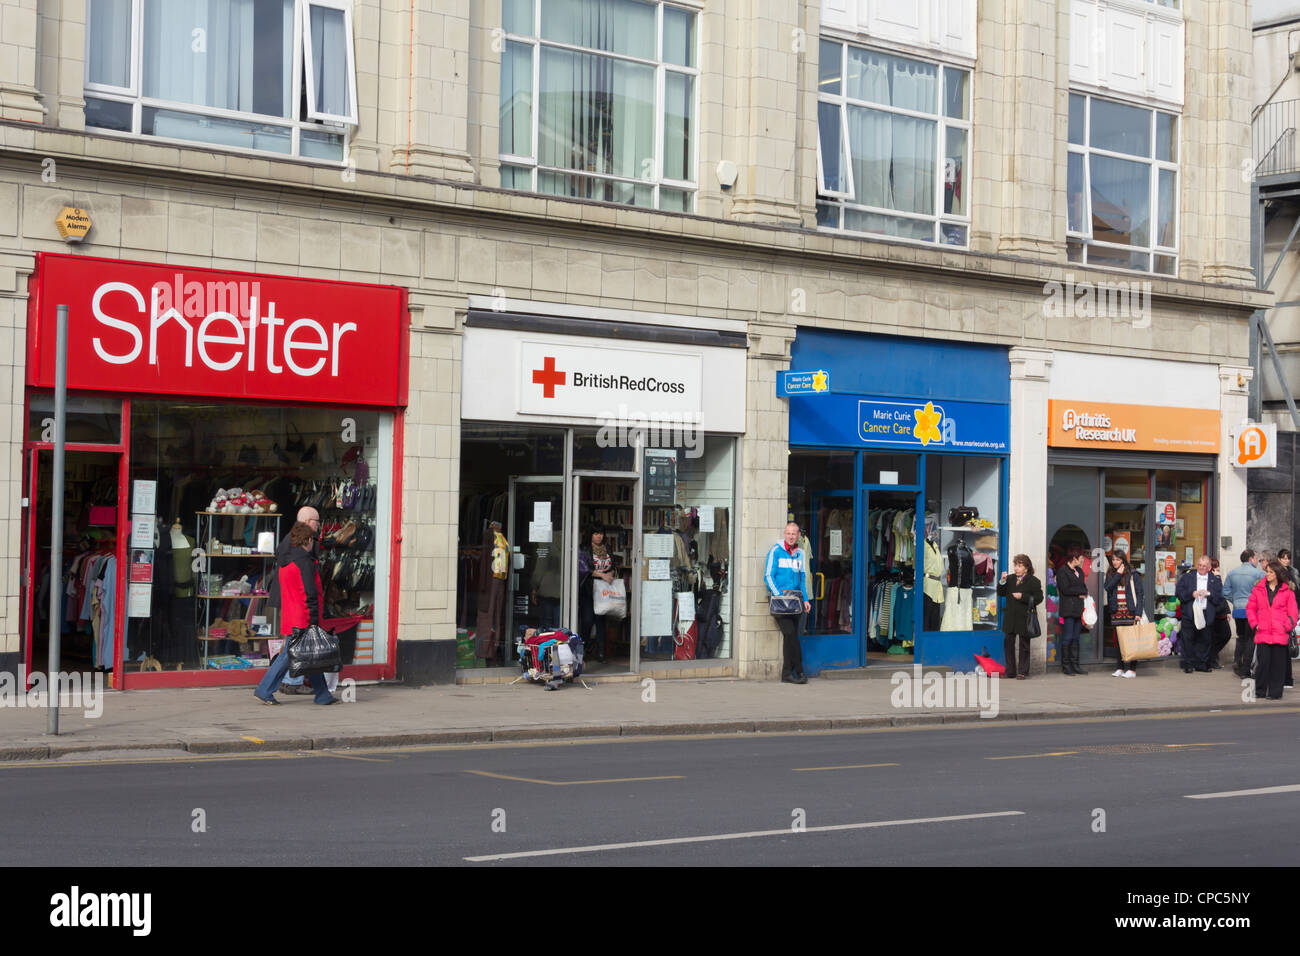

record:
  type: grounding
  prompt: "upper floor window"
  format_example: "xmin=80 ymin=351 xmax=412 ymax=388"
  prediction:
xmin=83 ymin=0 xmax=357 ymax=162
xmin=816 ymin=39 xmax=971 ymax=246
xmin=499 ymin=0 xmax=698 ymax=212
xmin=1067 ymin=93 xmax=1178 ymax=275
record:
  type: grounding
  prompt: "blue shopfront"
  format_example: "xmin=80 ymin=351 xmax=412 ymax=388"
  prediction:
xmin=783 ymin=331 xmax=1010 ymax=672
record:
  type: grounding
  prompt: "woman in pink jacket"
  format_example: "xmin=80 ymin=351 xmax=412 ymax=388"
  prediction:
xmin=1246 ymin=559 xmax=1298 ymax=701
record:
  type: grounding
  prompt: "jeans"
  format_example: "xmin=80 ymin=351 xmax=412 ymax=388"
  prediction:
xmin=255 ymin=645 xmax=333 ymax=703
xmin=1059 ymin=615 xmax=1082 ymax=661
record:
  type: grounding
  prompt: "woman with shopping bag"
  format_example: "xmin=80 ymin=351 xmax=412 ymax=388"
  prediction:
xmin=1104 ymin=551 xmax=1149 ymax=678
xmin=577 ymin=524 xmax=620 ymax=663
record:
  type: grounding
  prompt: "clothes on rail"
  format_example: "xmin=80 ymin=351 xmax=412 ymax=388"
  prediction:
xmin=868 ymin=508 xmax=916 ymax=570
xmin=867 ymin=577 xmax=915 ymax=646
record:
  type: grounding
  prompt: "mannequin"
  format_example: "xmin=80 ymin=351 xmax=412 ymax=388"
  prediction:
xmin=475 ymin=521 xmax=509 ymax=662
xmin=922 ymin=515 xmax=944 ymax=631
xmin=941 ymin=537 xmax=974 ymax=631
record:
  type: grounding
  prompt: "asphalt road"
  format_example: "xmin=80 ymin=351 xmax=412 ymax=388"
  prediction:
xmin=2 ymin=710 xmax=1297 ymax=867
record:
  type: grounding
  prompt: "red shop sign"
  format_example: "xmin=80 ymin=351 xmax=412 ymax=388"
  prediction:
xmin=26 ymin=254 xmax=408 ymax=407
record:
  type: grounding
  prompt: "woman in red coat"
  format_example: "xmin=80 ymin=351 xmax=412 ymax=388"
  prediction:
xmin=254 ymin=521 xmax=338 ymax=705
xmin=1246 ymin=559 xmax=1298 ymax=701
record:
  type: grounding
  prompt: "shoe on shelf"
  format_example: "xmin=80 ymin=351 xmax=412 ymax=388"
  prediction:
xmin=1122 ymin=670 xmax=1136 ymax=679
xmin=1112 ymin=668 xmax=1124 ymax=677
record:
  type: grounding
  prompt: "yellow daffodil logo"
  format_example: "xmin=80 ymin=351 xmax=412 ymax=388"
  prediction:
xmin=811 ymin=369 xmax=829 ymax=392
xmin=913 ymin=402 xmax=943 ymax=446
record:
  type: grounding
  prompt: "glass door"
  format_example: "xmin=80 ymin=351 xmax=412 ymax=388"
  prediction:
xmin=799 ymin=489 xmax=858 ymax=671
xmin=1100 ymin=500 xmax=1151 ymax=663
xmin=571 ymin=474 xmax=640 ymax=672
xmin=506 ymin=478 xmax=565 ymax=662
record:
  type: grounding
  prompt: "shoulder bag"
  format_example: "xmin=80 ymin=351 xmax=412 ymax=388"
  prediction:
xmin=769 ymin=590 xmax=804 ymax=616
xmin=1024 ymin=597 xmax=1041 ymax=638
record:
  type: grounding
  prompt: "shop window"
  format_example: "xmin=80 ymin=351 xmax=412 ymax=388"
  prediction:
xmin=1105 ymin=467 xmax=1149 ymax=498
xmin=926 ymin=455 xmax=1000 ymax=631
xmin=500 ymin=0 xmax=698 ymax=212
xmin=573 ymin=431 xmax=636 ymax=472
xmin=457 ymin=426 xmax=566 ymax=668
xmin=125 ymin=401 xmax=387 ymax=673
xmin=83 ymin=0 xmax=356 ymax=162
xmin=817 ymin=39 xmax=971 ymax=246
xmin=27 ymin=393 xmax=122 ymax=444
xmin=640 ymin=438 xmax=734 ymax=661
xmin=1154 ymin=469 xmax=1209 ymax=569
xmin=861 ymin=451 xmax=917 ymax=485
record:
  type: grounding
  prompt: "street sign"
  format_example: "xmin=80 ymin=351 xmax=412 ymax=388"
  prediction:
xmin=1231 ymin=422 xmax=1277 ymax=468
xmin=777 ymin=369 xmax=830 ymax=397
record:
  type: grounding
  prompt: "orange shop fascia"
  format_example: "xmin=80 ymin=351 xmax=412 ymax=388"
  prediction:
xmin=1047 ymin=401 xmax=1220 ymax=454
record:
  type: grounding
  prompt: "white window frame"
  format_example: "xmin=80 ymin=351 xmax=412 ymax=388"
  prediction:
xmin=499 ymin=0 xmax=700 ymax=212
xmin=82 ymin=0 xmax=356 ymax=163
xmin=1066 ymin=91 xmax=1179 ymax=276
xmin=303 ymin=0 xmax=359 ymax=126
xmin=815 ymin=38 xmax=972 ymax=248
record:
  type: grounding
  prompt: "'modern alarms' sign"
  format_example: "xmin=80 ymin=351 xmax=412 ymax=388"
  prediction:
xmin=26 ymin=254 xmax=408 ymax=407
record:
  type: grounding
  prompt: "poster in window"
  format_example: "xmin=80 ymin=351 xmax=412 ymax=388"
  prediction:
xmin=1178 ymin=480 xmax=1202 ymax=503
xmin=644 ymin=450 xmax=677 ymax=505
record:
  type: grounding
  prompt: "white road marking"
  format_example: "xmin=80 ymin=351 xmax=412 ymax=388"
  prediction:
xmin=1185 ymin=784 xmax=1300 ymax=799
xmin=465 ymin=810 xmax=1024 ymax=862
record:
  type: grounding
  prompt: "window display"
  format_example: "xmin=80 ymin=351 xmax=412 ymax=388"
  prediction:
xmin=927 ymin=455 xmax=1000 ymax=631
xmin=127 ymin=401 xmax=386 ymax=672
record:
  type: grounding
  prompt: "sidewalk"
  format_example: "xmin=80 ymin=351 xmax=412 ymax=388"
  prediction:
xmin=2 ymin=664 xmax=1291 ymax=762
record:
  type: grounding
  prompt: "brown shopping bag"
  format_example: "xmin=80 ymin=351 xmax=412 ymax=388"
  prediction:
xmin=1117 ymin=616 xmax=1161 ymax=661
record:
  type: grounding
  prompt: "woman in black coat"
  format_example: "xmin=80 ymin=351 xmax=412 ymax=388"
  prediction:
xmin=1055 ymin=551 xmax=1089 ymax=676
xmin=1104 ymin=551 xmax=1145 ymax=678
xmin=997 ymin=554 xmax=1044 ymax=679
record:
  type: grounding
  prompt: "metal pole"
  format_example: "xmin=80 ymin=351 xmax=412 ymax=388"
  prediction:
xmin=47 ymin=305 xmax=67 ymax=735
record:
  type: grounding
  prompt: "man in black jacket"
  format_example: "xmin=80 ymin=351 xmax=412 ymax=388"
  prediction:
xmin=1175 ymin=555 xmax=1223 ymax=674
xmin=1055 ymin=551 xmax=1089 ymax=675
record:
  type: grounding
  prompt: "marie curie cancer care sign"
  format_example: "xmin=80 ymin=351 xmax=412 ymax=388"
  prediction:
xmin=788 ymin=393 xmax=1009 ymax=451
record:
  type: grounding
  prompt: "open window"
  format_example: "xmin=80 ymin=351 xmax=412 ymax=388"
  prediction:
xmin=303 ymin=0 xmax=358 ymax=126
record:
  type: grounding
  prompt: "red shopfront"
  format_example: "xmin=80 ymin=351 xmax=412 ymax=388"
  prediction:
xmin=20 ymin=253 xmax=409 ymax=689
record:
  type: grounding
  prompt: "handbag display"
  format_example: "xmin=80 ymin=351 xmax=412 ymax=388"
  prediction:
xmin=1024 ymin=597 xmax=1041 ymax=638
xmin=769 ymin=589 xmax=804 ymax=616
xmin=287 ymin=624 xmax=341 ymax=678
xmin=948 ymin=506 xmax=979 ymax=527
xmin=1116 ymin=616 xmax=1161 ymax=661
xmin=593 ymin=578 xmax=627 ymax=620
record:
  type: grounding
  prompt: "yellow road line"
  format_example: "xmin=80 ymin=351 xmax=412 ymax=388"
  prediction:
xmin=986 ymin=751 xmax=1080 ymax=760
xmin=241 ymin=735 xmax=265 ymax=744
xmin=792 ymin=762 xmax=899 ymax=772
xmin=1165 ymin=742 xmax=1233 ymax=748
xmin=465 ymin=769 xmax=684 ymax=786
xmin=0 ymin=751 xmax=305 ymax=769
xmin=318 ymin=751 xmax=392 ymax=763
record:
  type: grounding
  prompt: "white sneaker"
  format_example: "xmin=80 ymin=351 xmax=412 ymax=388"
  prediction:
xmin=1122 ymin=670 xmax=1136 ymax=679
xmin=1112 ymin=669 xmax=1124 ymax=677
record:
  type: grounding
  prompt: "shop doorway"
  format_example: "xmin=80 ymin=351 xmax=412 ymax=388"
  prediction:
xmin=1100 ymin=500 xmax=1150 ymax=662
xmin=801 ymin=489 xmax=856 ymax=670
xmin=572 ymin=475 xmax=640 ymax=673
xmin=22 ymin=448 xmax=125 ymax=686
xmin=863 ymin=488 xmax=921 ymax=662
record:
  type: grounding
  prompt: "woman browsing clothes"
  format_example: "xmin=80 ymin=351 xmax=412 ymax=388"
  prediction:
xmin=997 ymin=554 xmax=1043 ymax=679
xmin=577 ymin=524 xmax=617 ymax=664
xmin=1104 ymin=551 xmax=1144 ymax=679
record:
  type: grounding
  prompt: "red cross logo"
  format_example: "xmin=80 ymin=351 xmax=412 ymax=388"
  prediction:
xmin=532 ymin=356 xmax=566 ymax=398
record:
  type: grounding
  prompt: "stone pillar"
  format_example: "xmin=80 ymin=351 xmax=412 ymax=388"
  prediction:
xmin=1197 ymin=1 xmax=1254 ymax=286
xmin=0 ymin=252 xmax=34 ymax=677
xmin=738 ymin=322 xmax=795 ymax=679
xmin=979 ymin=0 xmax=1061 ymax=258
xmin=348 ymin=0 xmax=383 ymax=173
xmin=0 ymin=0 xmax=45 ymax=124
xmin=1218 ymin=365 xmax=1252 ymax=554
xmin=721 ymin=0 xmax=803 ymax=225
xmin=1009 ymin=347 xmax=1053 ymax=674
xmin=380 ymin=0 xmax=475 ymax=181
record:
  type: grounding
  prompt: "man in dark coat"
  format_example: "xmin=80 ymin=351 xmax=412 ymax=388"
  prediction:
xmin=1176 ymin=555 xmax=1223 ymax=674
